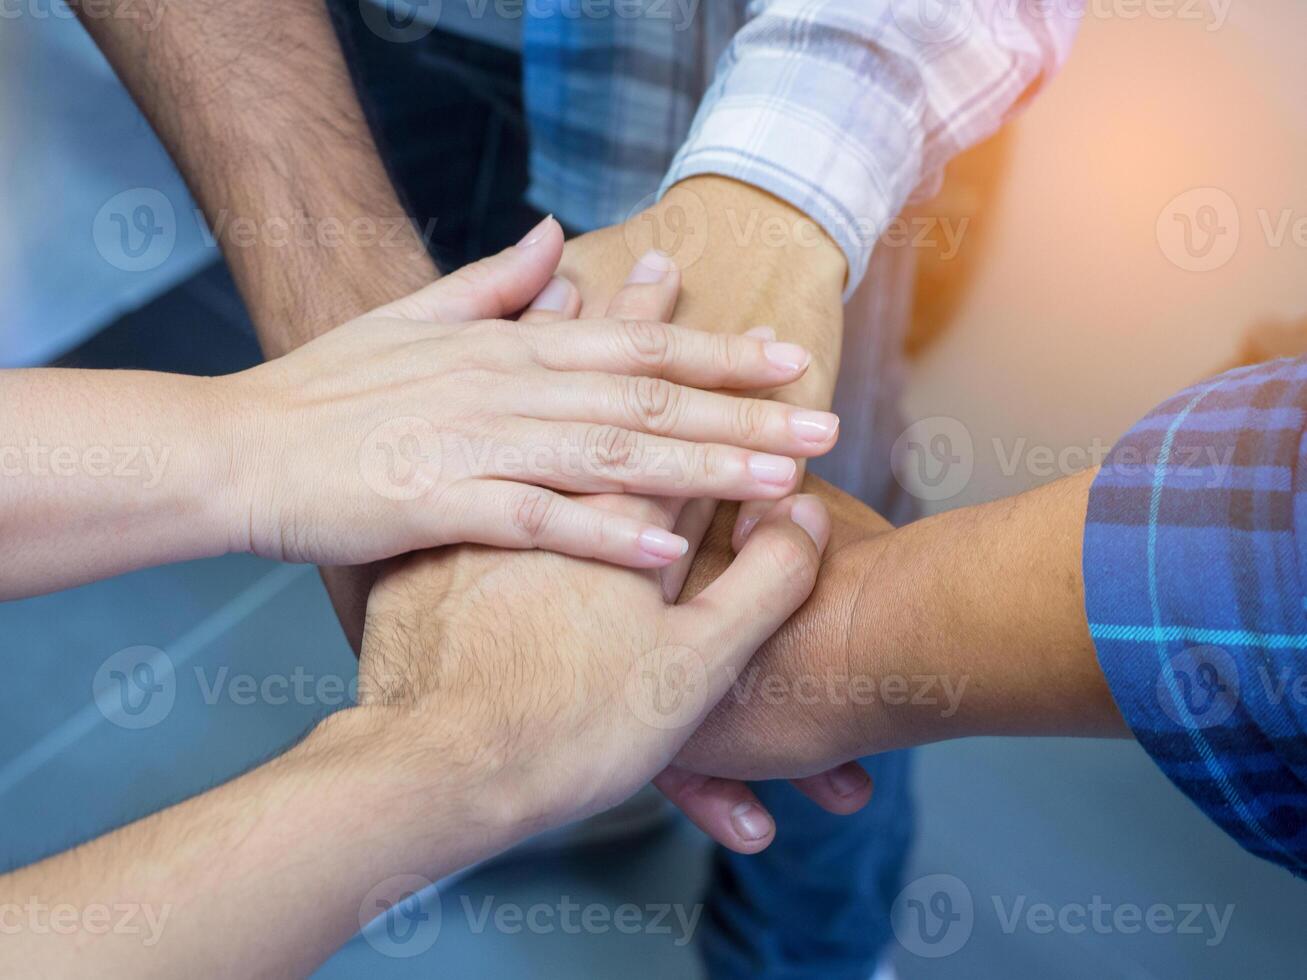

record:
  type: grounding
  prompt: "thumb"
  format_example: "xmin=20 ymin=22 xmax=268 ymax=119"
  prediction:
xmin=376 ymin=215 xmax=564 ymax=323
xmin=675 ymin=495 xmax=829 ymax=674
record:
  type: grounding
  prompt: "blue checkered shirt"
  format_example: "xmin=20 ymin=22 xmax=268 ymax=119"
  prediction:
xmin=520 ymin=0 xmax=1079 ymax=299
xmin=1085 ymin=356 xmax=1307 ymax=877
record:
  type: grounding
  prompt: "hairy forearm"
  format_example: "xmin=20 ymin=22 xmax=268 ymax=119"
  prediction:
xmin=0 ymin=708 xmax=511 ymax=979
xmin=74 ymin=0 xmax=437 ymax=353
xmin=0 ymin=369 xmax=237 ymax=599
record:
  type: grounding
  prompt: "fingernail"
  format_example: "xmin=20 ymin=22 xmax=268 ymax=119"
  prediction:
xmin=747 ymin=454 xmax=797 ymax=486
xmin=516 ymin=214 xmax=555 ymax=249
xmin=736 ymin=515 xmax=760 ymax=546
xmin=789 ymin=410 xmax=839 ymax=443
xmin=639 ymin=528 xmax=688 ymax=561
xmin=789 ymin=495 xmax=828 ymax=547
xmin=763 ymin=342 xmax=810 ymax=374
xmin=529 ymin=276 xmax=573 ymax=313
xmin=829 ymin=765 xmax=870 ymax=798
xmin=745 ymin=325 xmax=777 ymax=341
xmin=626 ymin=249 xmax=675 ymax=285
xmin=731 ymin=802 xmax=773 ymax=842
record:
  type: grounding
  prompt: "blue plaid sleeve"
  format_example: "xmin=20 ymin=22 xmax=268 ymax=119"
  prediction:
xmin=1084 ymin=356 xmax=1307 ymax=876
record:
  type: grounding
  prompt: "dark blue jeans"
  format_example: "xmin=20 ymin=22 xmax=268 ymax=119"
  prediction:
xmin=329 ymin=9 xmax=914 ymax=976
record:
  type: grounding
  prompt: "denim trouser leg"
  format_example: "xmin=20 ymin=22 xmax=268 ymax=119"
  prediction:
xmin=702 ymin=753 xmax=914 ymax=980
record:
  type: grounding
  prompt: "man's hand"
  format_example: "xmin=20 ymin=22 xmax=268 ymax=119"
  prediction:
xmin=560 ymin=175 xmax=846 ymax=408
xmin=659 ymin=471 xmax=1128 ymax=838
xmin=560 ymin=175 xmax=849 ymax=582
xmin=358 ymin=493 xmax=830 ymax=847
xmin=671 ymin=478 xmax=894 ymax=781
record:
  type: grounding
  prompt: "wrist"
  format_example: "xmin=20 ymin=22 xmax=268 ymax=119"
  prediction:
xmin=660 ymin=175 xmax=847 ymax=289
xmin=301 ymin=705 xmax=530 ymax=876
xmin=646 ymin=176 xmax=846 ymax=404
xmin=202 ymin=371 xmax=273 ymax=557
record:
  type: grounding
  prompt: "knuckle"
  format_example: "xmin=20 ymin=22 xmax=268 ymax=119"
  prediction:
xmin=585 ymin=424 xmax=642 ymax=473
xmin=625 ymin=376 xmax=680 ymax=432
xmin=618 ymin=320 xmax=672 ymax=371
xmin=733 ymin=398 xmax=770 ymax=444
xmin=694 ymin=444 xmax=724 ymax=482
xmin=712 ymin=332 xmax=744 ymax=376
xmin=509 ymin=489 xmax=557 ymax=542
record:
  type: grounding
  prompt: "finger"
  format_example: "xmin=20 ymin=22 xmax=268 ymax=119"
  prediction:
xmin=518 ymin=275 xmax=582 ymax=325
xmin=677 ymin=495 xmax=829 ymax=667
xmin=607 ymin=249 xmax=681 ymax=322
xmin=790 ymin=763 xmax=875 ymax=815
xmin=515 ymin=319 xmax=811 ymax=390
xmin=526 ymin=374 xmax=839 ymax=458
xmin=733 ymin=462 xmax=810 ymax=550
xmin=732 ymin=499 xmax=770 ymax=552
xmin=660 ymin=496 xmax=718 ymax=602
xmin=491 ymin=420 xmax=801 ymax=500
xmin=662 ymin=328 xmax=776 ymax=594
xmin=653 ymin=769 xmax=775 ymax=854
xmin=444 ymin=482 xmax=690 ymax=568
xmin=376 ymin=215 xmax=565 ymax=323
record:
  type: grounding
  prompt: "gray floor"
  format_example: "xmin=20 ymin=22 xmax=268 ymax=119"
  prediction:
xmin=2 ymin=270 xmax=1304 ymax=977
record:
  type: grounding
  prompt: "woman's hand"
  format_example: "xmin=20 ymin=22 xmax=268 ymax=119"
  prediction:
xmin=216 ymin=222 xmax=839 ymax=567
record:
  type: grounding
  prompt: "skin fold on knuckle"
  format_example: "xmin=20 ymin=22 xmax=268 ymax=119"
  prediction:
xmin=509 ymin=488 xmax=558 ymax=544
xmin=617 ymin=319 xmax=672 ymax=373
xmin=584 ymin=424 xmax=642 ymax=482
xmin=626 ymin=376 xmax=681 ymax=434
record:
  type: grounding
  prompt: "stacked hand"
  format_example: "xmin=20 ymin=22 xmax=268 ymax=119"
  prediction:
xmin=356 ymin=228 xmax=873 ymax=854
xmin=221 ymin=216 xmax=836 ymax=568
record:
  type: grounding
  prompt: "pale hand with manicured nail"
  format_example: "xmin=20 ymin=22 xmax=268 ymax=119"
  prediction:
xmin=221 ymin=229 xmax=835 ymax=567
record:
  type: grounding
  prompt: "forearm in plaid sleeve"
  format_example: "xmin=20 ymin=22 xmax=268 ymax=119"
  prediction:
xmin=1084 ymin=356 xmax=1307 ymax=877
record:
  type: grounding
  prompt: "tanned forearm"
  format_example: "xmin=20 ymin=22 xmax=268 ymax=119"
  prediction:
xmin=679 ymin=473 xmax=1126 ymax=778
xmin=842 ymin=469 xmax=1126 ymax=750
xmin=73 ymin=0 xmax=438 ymax=353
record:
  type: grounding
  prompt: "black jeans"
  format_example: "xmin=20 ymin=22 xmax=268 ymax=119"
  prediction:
xmin=329 ymin=6 xmax=548 ymax=270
